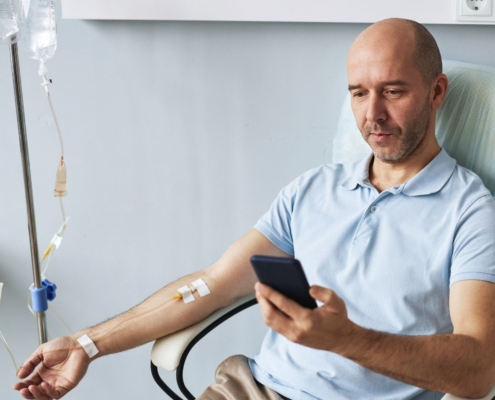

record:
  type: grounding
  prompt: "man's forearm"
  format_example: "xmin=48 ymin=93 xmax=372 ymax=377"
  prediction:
xmin=339 ymin=325 xmax=495 ymax=398
xmin=73 ymin=266 xmax=242 ymax=360
xmin=70 ymin=229 xmax=279 ymax=361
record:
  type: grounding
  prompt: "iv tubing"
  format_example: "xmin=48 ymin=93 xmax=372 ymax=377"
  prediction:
xmin=42 ymin=77 xmax=64 ymax=158
xmin=41 ymin=249 xmax=53 ymax=277
xmin=60 ymin=197 xmax=66 ymax=222
xmin=0 ymin=330 xmax=19 ymax=374
xmin=50 ymin=304 xmax=74 ymax=334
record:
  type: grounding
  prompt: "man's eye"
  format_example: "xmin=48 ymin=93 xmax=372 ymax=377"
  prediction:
xmin=353 ymin=92 xmax=365 ymax=98
xmin=387 ymin=90 xmax=400 ymax=95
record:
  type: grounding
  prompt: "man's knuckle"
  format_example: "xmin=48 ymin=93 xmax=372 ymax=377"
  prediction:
xmin=291 ymin=327 xmax=308 ymax=343
xmin=301 ymin=318 xmax=315 ymax=332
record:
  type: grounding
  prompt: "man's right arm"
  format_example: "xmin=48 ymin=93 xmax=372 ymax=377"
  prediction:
xmin=14 ymin=228 xmax=287 ymax=400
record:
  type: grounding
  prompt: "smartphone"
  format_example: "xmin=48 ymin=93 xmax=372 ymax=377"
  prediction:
xmin=250 ymin=255 xmax=317 ymax=309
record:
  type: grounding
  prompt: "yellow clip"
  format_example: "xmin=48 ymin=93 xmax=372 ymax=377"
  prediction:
xmin=42 ymin=243 xmax=55 ymax=261
xmin=172 ymin=286 xmax=198 ymax=301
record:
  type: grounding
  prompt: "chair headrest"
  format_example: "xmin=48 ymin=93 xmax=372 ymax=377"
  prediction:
xmin=437 ymin=60 xmax=495 ymax=194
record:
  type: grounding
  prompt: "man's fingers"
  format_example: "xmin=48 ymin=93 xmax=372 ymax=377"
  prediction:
xmin=15 ymin=376 xmax=66 ymax=400
xmin=17 ymin=350 xmax=43 ymax=379
xmin=18 ymin=388 xmax=35 ymax=399
xmin=41 ymin=381 xmax=65 ymax=399
xmin=256 ymin=287 xmax=292 ymax=332
xmin=13 ymin=381 xmax=29 ymax=390
xmin=14 ymin=379 xmax=37 ymax=390
xmin=27 ymin=384 xmax=52 ymax=400
xmin=310 ymin=285 xmax=343 ymax=309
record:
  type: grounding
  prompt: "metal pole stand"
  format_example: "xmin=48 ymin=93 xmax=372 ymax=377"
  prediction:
xmin=9 ymin=41 xmax=48 ymax=345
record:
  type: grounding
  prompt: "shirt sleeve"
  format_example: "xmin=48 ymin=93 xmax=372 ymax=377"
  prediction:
xmin=450 ymin=194 xmax=495 ymax=286
xmin=253 ymin=177 xmax=303 ymax=256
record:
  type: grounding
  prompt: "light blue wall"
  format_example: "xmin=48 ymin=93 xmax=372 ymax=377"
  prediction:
xmin=1 ymin=4 xmax=494 ymax=399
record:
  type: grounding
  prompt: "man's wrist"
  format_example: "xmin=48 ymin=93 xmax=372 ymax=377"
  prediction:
xmin=72 ymin=330 xmax=102 ymax=360
xmin=76 ymin=334 xmax=99 ymax=358
xmin=332 ymin=321 xmax=370 ymax=358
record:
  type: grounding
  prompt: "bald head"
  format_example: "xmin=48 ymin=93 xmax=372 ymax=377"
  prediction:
xmin=349 ymin=19 xmax=442 ymax=86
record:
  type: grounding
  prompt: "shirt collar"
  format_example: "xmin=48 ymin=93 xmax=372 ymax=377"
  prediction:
xmin=341 ymin=153 xmax=374 ymax=191
xmin=401 ymin=150 xmax=457 ymax=196
xmin=340 ymin=149 xmax=457 ymax=196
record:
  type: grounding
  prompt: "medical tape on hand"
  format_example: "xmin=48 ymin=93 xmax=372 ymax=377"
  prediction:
xmin=178 ymin=285 xmax=196 ymax=304
xmin=191 ymin=279 xmax=211 ymax=297
xmin=77 ymin=334 xmax=99 ymax=358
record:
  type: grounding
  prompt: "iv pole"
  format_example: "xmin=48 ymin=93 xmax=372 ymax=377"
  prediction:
xmin=9 ymin=40 xmax=48 ymax=345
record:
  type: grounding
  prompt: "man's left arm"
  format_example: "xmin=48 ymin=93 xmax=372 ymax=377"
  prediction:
xmin=255 ymin=279 xmax=495 ymax=398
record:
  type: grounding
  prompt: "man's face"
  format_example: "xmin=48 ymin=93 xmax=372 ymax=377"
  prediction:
xmin=347 ymin=38 xmax=434 ymax=164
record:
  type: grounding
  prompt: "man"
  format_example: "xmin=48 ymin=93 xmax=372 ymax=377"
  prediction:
xmin=14 ymin=18 xmax=495 ymax=400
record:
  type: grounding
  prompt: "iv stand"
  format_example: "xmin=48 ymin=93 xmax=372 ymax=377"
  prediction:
xmin=9 ymin=41 xmax=48 ymax=345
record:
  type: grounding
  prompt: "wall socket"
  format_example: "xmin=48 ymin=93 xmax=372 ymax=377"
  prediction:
xmin=456 ymin=0 xmax=495 ymax=21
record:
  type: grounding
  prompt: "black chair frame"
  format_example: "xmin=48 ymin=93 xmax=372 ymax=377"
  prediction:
xmin=151 ymin=298 xmax=258 ymax=399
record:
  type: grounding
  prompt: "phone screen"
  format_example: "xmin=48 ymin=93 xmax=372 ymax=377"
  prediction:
xmin=251 ymin=255 xmax=317 ymax=309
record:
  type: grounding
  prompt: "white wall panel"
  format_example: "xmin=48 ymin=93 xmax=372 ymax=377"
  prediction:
xmin=61 ymin=0 xmax=494 ymax=24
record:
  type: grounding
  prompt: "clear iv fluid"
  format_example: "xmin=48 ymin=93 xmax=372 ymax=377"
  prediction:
xmin=25 ymin=0 xmax=56 ymax=63
xmin=0 ymin=0 xmax=19 ymax=43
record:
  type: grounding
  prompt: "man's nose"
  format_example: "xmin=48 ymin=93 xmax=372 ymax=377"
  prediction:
xmin=365 ymin=94 xmax=387 ymax=123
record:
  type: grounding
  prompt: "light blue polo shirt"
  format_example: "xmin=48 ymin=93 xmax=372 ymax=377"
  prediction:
xmin=250 ymin=149 xmax=495 ymax=400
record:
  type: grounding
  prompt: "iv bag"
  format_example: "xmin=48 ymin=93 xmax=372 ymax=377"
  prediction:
xmin=0 ymin=0 xmax=19 ymax=43
xmin=25 ymin=0 xmax=56 ymax=65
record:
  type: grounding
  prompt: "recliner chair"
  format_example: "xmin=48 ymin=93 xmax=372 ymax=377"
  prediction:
xmin=150 ymin=60 xmax=495 ymax=400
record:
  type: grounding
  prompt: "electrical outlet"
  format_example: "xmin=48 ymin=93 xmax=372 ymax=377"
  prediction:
xmin=456 ymin=0 xmax=495 ymax=21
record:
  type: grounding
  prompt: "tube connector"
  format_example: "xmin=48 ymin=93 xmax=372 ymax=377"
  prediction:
xmin=42 ymin=217 xmax=69 ymax=260
xmin=38 ymin=62 xmax=51 ymax=96
xmin=54 ymin=159 xmax=67 ymax=197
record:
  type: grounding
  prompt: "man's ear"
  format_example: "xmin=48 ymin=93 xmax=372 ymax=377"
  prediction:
xmin=431 ymin=73 xmax=449 ymax=111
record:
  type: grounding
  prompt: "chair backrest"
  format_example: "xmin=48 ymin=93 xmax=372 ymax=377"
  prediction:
xmin=332 ymin=60 xmax=495 ymax=195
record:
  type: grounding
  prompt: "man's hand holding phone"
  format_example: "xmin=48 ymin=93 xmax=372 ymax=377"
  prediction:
xmin=251 ymin=256 xmax=357 ymax=354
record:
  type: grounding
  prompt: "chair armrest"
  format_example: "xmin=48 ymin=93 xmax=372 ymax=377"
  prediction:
xmin=441 ymin=384 xmax=495 ymax=400
xmin=151 ymin=294 xmax=256 ymax=371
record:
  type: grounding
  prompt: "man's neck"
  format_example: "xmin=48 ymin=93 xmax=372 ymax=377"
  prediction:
xmin=369 ymin=141 xmax=442 ymax=193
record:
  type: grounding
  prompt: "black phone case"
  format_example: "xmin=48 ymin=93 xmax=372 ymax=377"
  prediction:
xmin=251 ymin=255 xmax=317 ymax=309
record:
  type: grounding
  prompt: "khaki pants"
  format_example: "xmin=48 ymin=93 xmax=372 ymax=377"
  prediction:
xmin=197 ymin=355 xmax=290 ymax=400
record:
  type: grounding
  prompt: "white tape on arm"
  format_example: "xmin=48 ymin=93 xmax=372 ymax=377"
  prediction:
xmin=178 ymin=286 xmax=196 ymax=304
xmin=77 ymin=334 xmax=99 ymax=358
xmin=191 ymin=279 xmax=211 ymax=297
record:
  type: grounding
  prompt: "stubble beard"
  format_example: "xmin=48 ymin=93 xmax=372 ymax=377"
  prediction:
xmin=361 ymin=97 xmax=432 ymax=164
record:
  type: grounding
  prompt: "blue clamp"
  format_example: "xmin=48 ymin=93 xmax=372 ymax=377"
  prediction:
xmin=30 ymin=279 xmax=57 ymax=313
xmin=42 ymin=279 xmax=57 ymax=301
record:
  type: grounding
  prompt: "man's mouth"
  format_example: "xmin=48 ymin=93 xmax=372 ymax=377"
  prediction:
xmin=369 ymin=132 xmax=393 ymax=142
